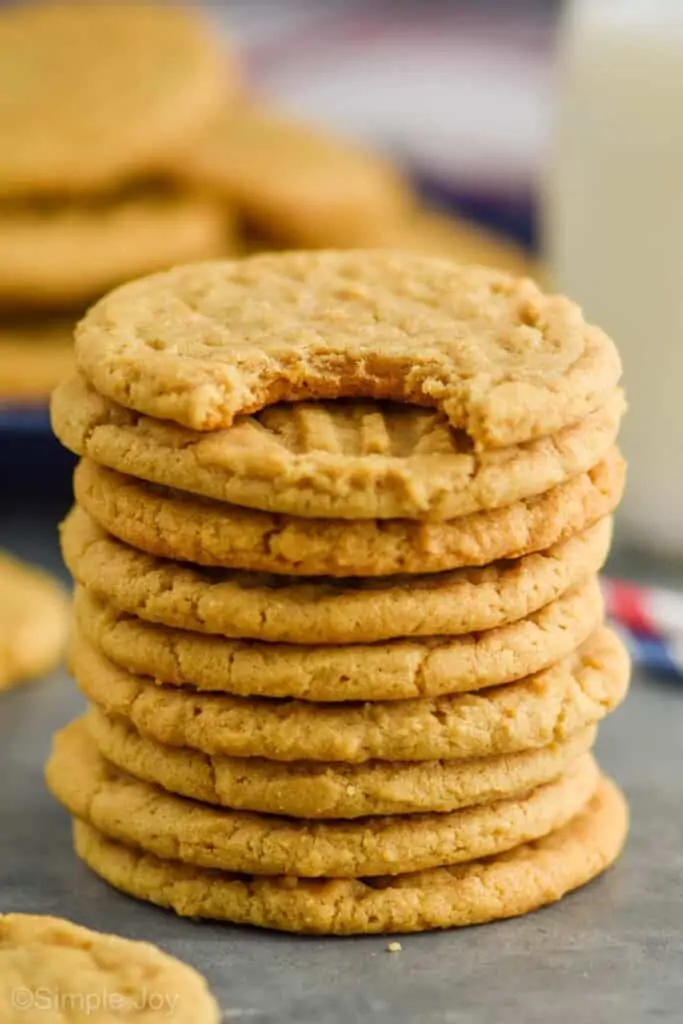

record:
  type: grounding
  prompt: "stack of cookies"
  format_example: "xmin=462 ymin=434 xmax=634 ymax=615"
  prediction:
xmin=168 ymin=103 xmax=535 ymax=277
xmin=0 ymin=1 xmax=235 ymax=401
xmin=1 ymin=2 xmax=537 ymax=404
xmin=49 ymin=251 xmax=629 ymax=935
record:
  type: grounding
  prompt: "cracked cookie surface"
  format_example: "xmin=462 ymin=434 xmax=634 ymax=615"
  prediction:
xmin=87 ymin=707 xmax=597 ymax=819
xmin=72 ymin=252 xmax=621 ymax=442
xmin=70 ymin=628 xmax=629 ymax=763
xmin=72 ymin=778 xmax=628 ymax=934
xmin=53 ymin=374 xmax=624 ymax=519
xmin=62 ymin=450 xmax=620 ymax=580
xmin=62 ymin=508 xmax=611 ymax=642
xmin=74 ymin=577 xmax=604 ymax=701
xmin=48 ymin=719 xmax=599 ymax=877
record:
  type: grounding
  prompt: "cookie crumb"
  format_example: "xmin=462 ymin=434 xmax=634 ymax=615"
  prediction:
xmin=387 ymin=941 xmax=402 ymax=953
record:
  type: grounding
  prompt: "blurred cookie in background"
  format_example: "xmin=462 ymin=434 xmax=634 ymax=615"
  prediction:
xmin=0 ymin=1 xmax=539 ymax=410
xmin=0 ymin=0 xmax=239 ymax=408
xmin=0 ymin=189 xmax=232 ymax=310
xmin=170 ymin=102 xmax=537 ymax=275
xmin=0 ymin=551 xmax=68 ymax=690
xmin=171 ymin=104 xmax=415 ymax=249
xmin=0 ymin=2 xmax=235 ymax=197
xmin=0 ymin=320 xmax=74 ymax=403
xmin=335 ymin=207 xmax=538 ymax=278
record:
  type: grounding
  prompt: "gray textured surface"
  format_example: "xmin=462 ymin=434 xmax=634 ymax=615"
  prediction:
xmin=1 ymin=503 xmax=682 ymax=1024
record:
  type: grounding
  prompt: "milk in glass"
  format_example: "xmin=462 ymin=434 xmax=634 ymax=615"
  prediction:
xmin=546 ymin=0 xmax=683 ymax=556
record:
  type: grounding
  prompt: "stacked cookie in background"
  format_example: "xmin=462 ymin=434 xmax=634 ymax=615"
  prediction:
xmin=49 ymin=252 xmax=629 ymax=935
xmin=0 ymin=2 xmax=234 ymax=403
xmin=167 ymin=103 xmax=536 ymax=274
xmin=1 ymin=1 xmax=538 ymax=406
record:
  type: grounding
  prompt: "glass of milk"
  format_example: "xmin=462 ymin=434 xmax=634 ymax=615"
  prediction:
xmin=545 ymin=0 xmax=683 ymax=558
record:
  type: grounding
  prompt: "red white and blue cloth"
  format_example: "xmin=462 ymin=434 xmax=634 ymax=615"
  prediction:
xmin=603 ymin=578 xmax=683 ymax=677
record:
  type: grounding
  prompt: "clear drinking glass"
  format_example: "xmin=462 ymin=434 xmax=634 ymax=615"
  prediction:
xmin=545 ymin=0 xmax=683 ymax=557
